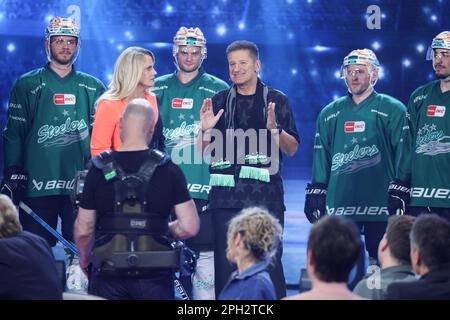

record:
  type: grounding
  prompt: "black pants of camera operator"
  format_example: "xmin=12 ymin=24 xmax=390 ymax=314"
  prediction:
xmin=89 ymin=269 xmax=175 ymax=300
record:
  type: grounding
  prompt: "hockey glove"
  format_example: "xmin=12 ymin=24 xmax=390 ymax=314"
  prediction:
xmin=71 ymin=170 xmax=88 ymax=208
xmin=1 ymin=166 xmax=28 ymax=206
xmin=304 ymin=183 xmax=327 ymax=224
xmin=387 ymin=179 xmax=410 ymax=215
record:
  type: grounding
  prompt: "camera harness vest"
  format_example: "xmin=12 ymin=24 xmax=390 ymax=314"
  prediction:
xmin=91 ymin=149 xmax=180 ymax=275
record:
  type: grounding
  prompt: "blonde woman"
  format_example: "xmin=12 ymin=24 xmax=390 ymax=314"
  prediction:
xmin=218 ymin=207 xmax=282 ymax=300
xmin=91 ymin=47 xmax=163 ymax=156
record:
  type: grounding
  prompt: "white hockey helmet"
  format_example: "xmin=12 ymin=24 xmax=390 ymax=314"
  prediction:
xmin=173 ymin=27 xmax=207 ymax=61
xmin=341 ymin=48 xmax=380 ymax=87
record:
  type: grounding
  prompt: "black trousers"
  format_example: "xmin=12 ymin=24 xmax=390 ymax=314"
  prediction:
xmin=89 ymin=271 xmax=174 ymax=300
xmin=409 ymin=206 xmax=450 ymax=223
xmin=19 ymin=195 xmax=75 ymax=247
xmin=211 ymin=208 xmax=286 ymax=300
xmin=356 ymin=221 xmax=387 ymax=260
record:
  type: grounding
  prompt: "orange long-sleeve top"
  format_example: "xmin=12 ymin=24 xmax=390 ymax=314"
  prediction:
xmin=90 ymin=93 xmax=158 ymax=157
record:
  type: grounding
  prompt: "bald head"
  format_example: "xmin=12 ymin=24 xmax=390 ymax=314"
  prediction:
xmin=120 ymin=98 xmax=155 ymax=146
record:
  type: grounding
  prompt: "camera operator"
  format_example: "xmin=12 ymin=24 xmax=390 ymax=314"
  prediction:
xmin=74 ymin=98 xmax=199 ymax=300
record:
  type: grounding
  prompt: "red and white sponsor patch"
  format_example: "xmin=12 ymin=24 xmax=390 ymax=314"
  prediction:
xmin=344 ymin=121 xmax=365 ymax=133
xmin=426 ymin=105 xmax=446 ymax=117
xmin=54 ymin=94 xmax=76 ymax=105
xmin=172 ymin=98 xmax=193 ymax=109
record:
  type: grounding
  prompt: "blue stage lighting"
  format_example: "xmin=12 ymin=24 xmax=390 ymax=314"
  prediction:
xmin=165 ymin=4 xmax=174 ymax=14
xmin=378 ymin=66 xmax=385 ymax=79
xmin=372 ymin=41 xmax=381 ymax=51
xmin=334 ymin=70 xmax=341 ymax=79
xmin=416 ymin=44 xmax=425 ymax=53
xmin=313 ymin=45 xmax=329 ymax=52
xmin=217 ymin=25 xmax=226 ymax=36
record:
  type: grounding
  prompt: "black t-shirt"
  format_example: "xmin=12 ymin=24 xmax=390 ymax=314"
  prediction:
xmin=235 ymin=92 xmax=262 ymax=130
xmin=80 ymin=150 xmax=191 ymax=219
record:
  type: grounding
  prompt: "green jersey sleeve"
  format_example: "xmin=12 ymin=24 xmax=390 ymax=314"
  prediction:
xmin=381 ymin=96 xmax=410 ymax=181
xmin=312 ymin=109 xmax=332 ymax=185
xmin=3 ymin=79 xmax=34 ymax=168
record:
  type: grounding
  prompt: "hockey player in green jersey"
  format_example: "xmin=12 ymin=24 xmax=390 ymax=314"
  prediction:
xmin=389 ymin=31 xmax=450 ymax=222
xmin=1 ymin=17 xmax=105 ymax=247
xmin=305 ymin=49 xmax=409 ymax=284
xmin=153 ymin=27 xmax=228 ymax=299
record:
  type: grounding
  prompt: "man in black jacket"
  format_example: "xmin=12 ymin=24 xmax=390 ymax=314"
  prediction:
xmin=387 ymin=214 xmax=450 ymax=300
xmin=198 ymin=40 xmax=299 ymax=299
xmin=0 ymin=194 xmax=62 ymax=299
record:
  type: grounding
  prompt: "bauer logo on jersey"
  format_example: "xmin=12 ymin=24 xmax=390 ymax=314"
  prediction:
xmin=344 ymin=121 xmax=365 ymax=133
xmin=54 ymin=94 xmax=76 ymax=105
xmin=172 ymin=98 xmax=193 ymax=109
xmin=426 ymin=105 xmax=446 ymax=117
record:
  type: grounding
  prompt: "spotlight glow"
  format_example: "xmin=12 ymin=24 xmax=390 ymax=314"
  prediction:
xmin=416 ymin=44 xmax=425 ymax=53
xmin=238 ymin=22 xmax=245 ymax=30
xmin=217 ymin=25 xmax=226 ymax=36
xmin=212 ymin=6 xmax=220 ymax=15
xmin=151 ymin=42 xmax=171 ymax=48
xmin=402 ymin=59 xmax=411 ymax=67
xmin=125 ymin=31 xmax=133 ymax=40
xmin=165 ymin=4 xmax=173 ymax=14
xmin=313 ymin=45 xmax=329 ymax=52
xmin=372 ymin=41 xmax=381 ymax=51
xmin=378 ymin=66 xmax=385 ymax=79
xmin=7 ymin=43 xmax=15 ymax=52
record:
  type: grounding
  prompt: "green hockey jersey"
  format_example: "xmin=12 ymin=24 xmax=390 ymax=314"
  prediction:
xmin=3 ymin=65 xmax=105 ymax=197
xmin=312 ymin=91 xmax=408 ymax=222
xmin=153 ymin=69 xmax=228 ymax=200
xmin=400 ymin=80 xmax=450 ymax=208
